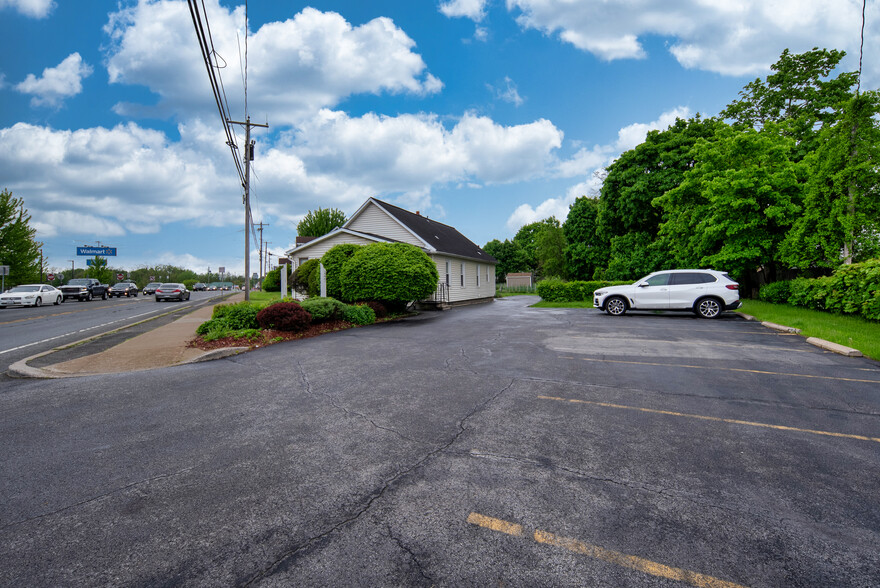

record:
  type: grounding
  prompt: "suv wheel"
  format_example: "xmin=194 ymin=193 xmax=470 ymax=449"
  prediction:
xmin=695 ymin=297 xmax=722 ymax=319
xmin=605 ymin=296 xmax=628 ymax=316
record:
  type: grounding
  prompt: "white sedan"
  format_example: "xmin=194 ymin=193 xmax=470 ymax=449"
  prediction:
xmin=0 ymin=284 xmax=64 ymax=308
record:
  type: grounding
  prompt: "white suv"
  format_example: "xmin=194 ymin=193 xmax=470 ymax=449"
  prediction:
xmin=594 ymin=269 xmax=741 ymax=319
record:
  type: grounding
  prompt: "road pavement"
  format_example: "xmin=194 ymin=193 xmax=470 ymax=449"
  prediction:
xmin=1 ymin=296 xmax=878 ymax=586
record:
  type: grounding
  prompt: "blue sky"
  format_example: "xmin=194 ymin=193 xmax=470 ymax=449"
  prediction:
xmin=0 ymin=0 xmax=875 ymax=277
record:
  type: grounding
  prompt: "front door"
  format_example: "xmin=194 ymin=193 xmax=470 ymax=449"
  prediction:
xmin=630 ymin=272 xmax=670 ymax=309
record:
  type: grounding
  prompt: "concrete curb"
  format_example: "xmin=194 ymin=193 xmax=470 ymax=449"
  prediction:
xmin=736 ymin=314 xmax=865 ymax=358
xmin=761 ymin=321 xmax=801 ymax=334
xmin=806 ymin=337 xmax=863 ymax=357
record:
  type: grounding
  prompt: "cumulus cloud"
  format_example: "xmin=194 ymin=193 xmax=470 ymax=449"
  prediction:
xmin=104 ymin=2 xmax=442 ymax=125
xmin=15 ymin=53 xmax=93 ymax=107
xmin=0 ymin=0 xmax=54 ymax=18
xmin=439 ymin=0 xmax=488 ymax=21
xmin=507 ymin=106 xmax=690 ymax=231
xmin=506 ymin=0 xmax=874 ymax=80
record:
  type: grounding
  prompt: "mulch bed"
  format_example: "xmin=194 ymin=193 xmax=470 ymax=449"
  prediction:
xmin=187 ymin=320 xmax=352 ymax=352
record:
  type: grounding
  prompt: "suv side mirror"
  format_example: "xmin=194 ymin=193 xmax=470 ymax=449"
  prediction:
xmin=638 ymin=282 xmax=648 ymax=288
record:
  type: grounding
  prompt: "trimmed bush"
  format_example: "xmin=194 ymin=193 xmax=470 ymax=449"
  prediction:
xmin=300 ymin=297 xmax=347 ymax=322
xmin=255 ymin=302 xmax=312 ymax=332
xmin=196 ymin=318 xmax=225 ymax=336
xmin=362 ymin=300 xmax=388 ymax=319
xmin=340 ymin=242 xmax=439 ymax=304
xmin=212 ymin=301 xmax=261 ymax=329
xmin=343 ymin=304 xmax=376 ymax=325
xmin=261 ymin=266 xmax=291 ymax=292
xmin=293 ymin=259 xmax=321 ymax=297
xmin=320 ymin=244 xmax=362 ymax=299
xmin=782 ymin=260 xmax=880 ymax=321
xmin=537 ymin=279 xmax=629 ymax=302
xmin=758 ymin=281 xmax=792 ymax=304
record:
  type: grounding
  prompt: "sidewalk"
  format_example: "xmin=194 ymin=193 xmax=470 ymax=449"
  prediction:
xmin=9 ymin=293 xmax=248 ymax=378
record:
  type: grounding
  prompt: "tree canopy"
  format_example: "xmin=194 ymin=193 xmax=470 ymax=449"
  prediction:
xmin=296 ymin=207 xmax=346 ymax=238
xmin=0 ymin=189 xmax=42 ymax=287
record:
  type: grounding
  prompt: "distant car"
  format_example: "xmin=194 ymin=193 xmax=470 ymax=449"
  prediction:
xmin=0 ymin=284 xmax=63 ymax=308
xmin=155 ymin=283 xmax=190 ymax=302
xmin=192 ymin=283 xmax=206 ymax=291
xmin=593 ymin=269 xmax=741 ymax=319
xmin=109 ymin=282 xmax=139 ymax=297
xmin=142 ymin=282 xmax=162 ymax=295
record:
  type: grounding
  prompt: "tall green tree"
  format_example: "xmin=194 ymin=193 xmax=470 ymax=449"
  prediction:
xmin=0 ymin=189 xmax=42 ymax=287
xmin=512 ymin=218 xmax=560 ymax=273
xmin=781 ymin=91 xmax=880 ymax=268
xmin=562 ymin=196 xmax=605 ymax=280
xmin=655 ymin=124 xmax=803 ymax=281
xmin=720 ymin=47 xmax=858 ymax=158
xmin=86 ymin=256 xmax=113 ymax=284
xmin=534 ymin=217 xmax=568 ymax=279
xmin=483 ymin=239 xmax=532 ymax=281
xmin=296 ymin=207 xmax=346 ymax=238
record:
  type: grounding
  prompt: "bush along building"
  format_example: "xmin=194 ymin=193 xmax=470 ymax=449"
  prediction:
xmin=286 ymin=198 xmax=497 ymax=309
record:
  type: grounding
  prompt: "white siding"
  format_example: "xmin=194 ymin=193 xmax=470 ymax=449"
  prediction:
xmin=291 ymin=233 xmax=376 ymax=268
xmin=430 ymin=254 xmax=496 ymax=303
xmin=348 ymin=202 xmax=424 ymax=247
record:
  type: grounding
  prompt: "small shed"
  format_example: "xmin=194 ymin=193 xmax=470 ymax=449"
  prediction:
xmin=506 ymin=272 xmax=533 ymax=288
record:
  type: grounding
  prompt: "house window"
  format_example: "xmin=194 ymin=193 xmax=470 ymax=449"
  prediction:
xmin=460 ymin=262 xmax=465 ymax=287
xmin=486 ymin=265 xmax=490 ymax=285
xmin=445 ymin=261 xmax=450 ymax=287
xmin=298 ymin=257 xmax=309 ymax=267
xmin=476 ymin=264 xmax=480 ymax=287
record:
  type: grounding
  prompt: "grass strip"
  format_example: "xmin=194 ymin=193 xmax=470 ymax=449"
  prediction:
xmin=741 ymin=300 xmax=880 ymax=360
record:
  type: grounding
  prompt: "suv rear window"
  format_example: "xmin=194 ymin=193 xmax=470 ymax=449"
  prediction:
xmin=670 ymin=272 xmax=717 ymax=285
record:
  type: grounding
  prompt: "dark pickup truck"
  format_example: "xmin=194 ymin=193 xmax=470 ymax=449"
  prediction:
xmin=59 ymin=278 xmax=109 ymax=301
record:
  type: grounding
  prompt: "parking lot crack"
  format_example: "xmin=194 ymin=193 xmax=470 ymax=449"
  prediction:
xmin=295 ymin=360 xmax=423 ymax=445
xmin=385 ymin=523 xmax=433 ymax=584
xmin=0 ymin=465 xmax=198 ymax=531
xmin=243 ymin=379 xmax=516 ymax=585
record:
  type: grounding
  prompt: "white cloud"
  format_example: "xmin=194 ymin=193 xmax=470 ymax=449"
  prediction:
xmin=0 ymin=0 xmax=54 ymax=18
xmin=505 ymin=0 xmax=873 ymax=80
xmin=15 ymin=53 xmax=93 ymax=107
xmin=440 ymin=0 xmax=488 ymax=21
xmin=104 ymin=2 xmax=442 ymax=126
xmin=488 ymin=76 xmax=524 ymax=106
xmin=507 ymin=106 xmax=690 ymax=231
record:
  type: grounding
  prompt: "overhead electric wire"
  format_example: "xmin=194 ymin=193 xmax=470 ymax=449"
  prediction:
xmin=187 ymin=0 xmax=245 ymax=186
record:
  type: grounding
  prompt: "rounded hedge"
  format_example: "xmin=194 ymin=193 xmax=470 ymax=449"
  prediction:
xmin=300 ymin=296 xmax=347 ymax=322
xmin=339 ymin=242 xmax=439 ymax=304
xmin=293 ymin=259 xmax=321 ymax=297
xmin=320 ymin=244 xmax=362 ymax=299
xmin=256 ymin=301 xmax=312 ymax=332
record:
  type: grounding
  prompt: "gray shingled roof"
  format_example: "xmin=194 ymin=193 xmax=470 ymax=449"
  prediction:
xmin=372 ymin=198 xmax=497 ymax=264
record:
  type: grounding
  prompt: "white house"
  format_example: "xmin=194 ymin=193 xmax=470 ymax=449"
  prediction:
xmin=285 ymin=198 xmax=497 ymax=308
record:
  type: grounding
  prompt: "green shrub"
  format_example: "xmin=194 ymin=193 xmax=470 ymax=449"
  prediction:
xmin=293 ymin=259 xmax=321 ymax=297
xmin=758 ymin=281 xmax=792 ymax=304
xmin=340 ymin=242 xmax=439 ymax=304
xmin=196 ymin=318 xmax=225 ymax=336
xmin=320 ymin=244 xmax=362 ymax=299
xmin=255 ymin=301 xmax=312 ymax=331
xmin=300 ymin=297 xmax=348 ymax=322
xmin=343 ymin=304 xmax=376 ymax=325
xmin=261 ymin=266 xmax=290 ymax=292
xmin=537 ymin=279 xmax=629 ymax=302
xmin=211 ymin=301 xmax=261 ymax=329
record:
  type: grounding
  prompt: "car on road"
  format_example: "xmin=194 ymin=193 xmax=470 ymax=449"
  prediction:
xmin=142 ymin=282 xmax=162 ymax=295
xmin=155 ymin=283 xmax=190 ymax=302
xmin=109 ymin=282 xmax=139 ymax=297
xmin=0 ymin=284 xmax=63 ymax=308
xmin=593 ymin=269 xmax=741 ymax=319
xmin=59 ymin=278 xmax=108 ymax=301
xmin=192 ymin=282 xmax=207 ymax=291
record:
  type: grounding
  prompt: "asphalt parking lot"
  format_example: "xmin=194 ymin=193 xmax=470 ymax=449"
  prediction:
xmin=2 ymin=296 xmax=878 ymax=586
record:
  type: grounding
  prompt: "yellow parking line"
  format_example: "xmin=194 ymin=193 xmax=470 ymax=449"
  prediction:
xmin=468 ymin=513 xmax=746 ymax=588
xmin=563 ymin=356 xmax=880 ymax=384
xmin=538 ymin=396 xmax=880 ymax=444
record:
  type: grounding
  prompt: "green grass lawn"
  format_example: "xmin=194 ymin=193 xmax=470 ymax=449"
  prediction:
xmin=246 ymin=291 xmax=284 ymax=304
xmin=740 ymin=300 xmax=880 ymax=360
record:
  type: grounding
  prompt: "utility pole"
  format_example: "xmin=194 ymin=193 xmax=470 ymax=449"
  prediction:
xmin=227 ymin=116 xmax=268 ymax=301
xmin=256 ymin=221 xmax=269 ymax=277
